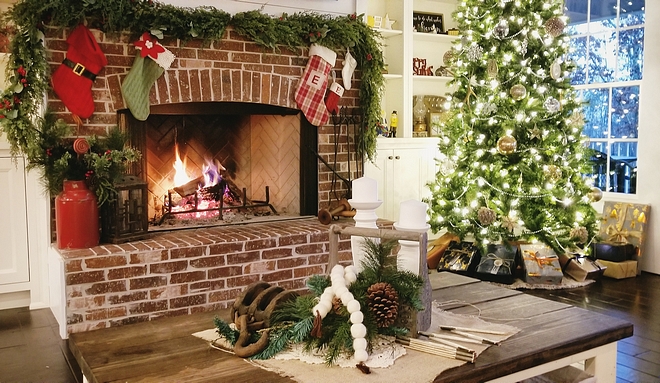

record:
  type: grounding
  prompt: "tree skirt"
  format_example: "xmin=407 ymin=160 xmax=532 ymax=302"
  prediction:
xmin=490 ymin=277 xmax=596 ymax=290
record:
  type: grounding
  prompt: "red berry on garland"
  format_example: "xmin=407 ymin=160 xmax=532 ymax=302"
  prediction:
xmin=73 ymin=137 xmax=90 ymax=154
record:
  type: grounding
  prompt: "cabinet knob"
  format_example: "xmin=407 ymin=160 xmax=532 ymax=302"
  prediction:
xmin=395 ymin=156 xmax=400 ymax=160
xmin=388 ymin=156 xmax=393 ymax=160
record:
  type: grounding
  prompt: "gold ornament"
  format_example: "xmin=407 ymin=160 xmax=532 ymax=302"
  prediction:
xmin=510 ymin=84 xmax=527 ymax=100
xmin=543 ymin=165 xmax=562 ymax=182
xmin=545 ymin=17 xmax=566 ymax=37
xmin=588 ymin=187 xmax=603 ymax=202
xmin=497 ymin=135 xmax=517 ymax=155
xmin=487 ymin=59 xmax=498 ymax=78
xmin=529 ymin=126 xmax=542 ymax=140
xmin=443 ymin=50 xmax=455 ymax=66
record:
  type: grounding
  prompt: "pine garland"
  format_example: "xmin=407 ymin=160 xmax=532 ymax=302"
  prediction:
xmin=0 ymin=0 xmax=384 ymax=183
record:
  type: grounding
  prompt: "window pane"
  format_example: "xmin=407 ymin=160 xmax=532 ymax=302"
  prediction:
xmin=569 ymin=36 xmax=588 ymax=85
xmin=620 ymin=0 xmax=645 ymax=27
xmin=588 ymin=32 xmax=617 ymax=83
xmin=617 ymin=27 xmax=644 ymax=81
xmin=589 ymin=0 xmax=618 ymax=33
xmin=581 ymin=88 xmax=609 ymax=139
xmin=565 ymin=0 xmax=589 ymax=34
xmin=589 ymin=141 xmax=609 ymax=191
xmin=609 ymin=141 xmax=637 ymax=193
xmin=611 ymin=86 xmax=639 ymax=138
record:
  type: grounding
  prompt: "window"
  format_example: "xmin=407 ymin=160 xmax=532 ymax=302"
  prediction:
xmin=565 ymin=0 xmax=644 ymax=194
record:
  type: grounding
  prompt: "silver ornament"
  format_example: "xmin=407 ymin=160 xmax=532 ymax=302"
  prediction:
xmin=520 ymin=39 xmax=528 ymax=56
xmin=439 ymin=158 xmax=456 ymax=175
xmin=550 ymin=58 xmax=562 ymax=80
xmin=493 ymin=22 xmax=509 ymax=39
xmin=544 ymin=97 xmax=561 ymax=113
xmin=482 ymin=102 xmax=497 ymax=115
xmin=510 ymin=84 xmax=527 ymax=100
xmin=466 ymin=45 xmax=484 ymax=61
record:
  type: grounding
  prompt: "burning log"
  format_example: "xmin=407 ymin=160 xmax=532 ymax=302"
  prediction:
xmin=173 ymin=176 xmax=204 ymax=197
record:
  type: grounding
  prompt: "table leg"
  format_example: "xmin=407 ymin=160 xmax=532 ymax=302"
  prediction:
xmin=584 ymin=341 xmax=617 ymax=382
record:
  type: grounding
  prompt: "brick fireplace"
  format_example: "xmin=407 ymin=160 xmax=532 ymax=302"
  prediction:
xmin=45 ymin=26 xmax=363 ymax=335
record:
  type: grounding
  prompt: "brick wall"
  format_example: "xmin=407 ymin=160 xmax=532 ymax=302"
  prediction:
xmin=59 ymin=218 xmax=354 ymax=334
xmin=44 ymin=26 xmax=360 ymax=210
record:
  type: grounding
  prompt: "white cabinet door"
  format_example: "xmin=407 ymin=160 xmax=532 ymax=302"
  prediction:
xmin=364 ymin=138 xmax=439 ymax=221
xmin=0 ymin=156 xmax=30 ymax=285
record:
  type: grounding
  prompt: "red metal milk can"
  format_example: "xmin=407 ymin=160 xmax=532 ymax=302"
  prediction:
xmin=55 ymin=180 xmax=100 ymax=249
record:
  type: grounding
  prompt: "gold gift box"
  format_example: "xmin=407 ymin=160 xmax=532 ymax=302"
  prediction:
xmin=596 ymin=259 xmax=637 ymax=279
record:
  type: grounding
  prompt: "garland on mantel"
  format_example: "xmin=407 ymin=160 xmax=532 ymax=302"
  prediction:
xmin=0 ymin=0 xmax=384 ymax=166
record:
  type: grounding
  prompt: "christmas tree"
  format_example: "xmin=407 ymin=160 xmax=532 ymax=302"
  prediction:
xmin=426 ymin=0 xmax=601 ymax=254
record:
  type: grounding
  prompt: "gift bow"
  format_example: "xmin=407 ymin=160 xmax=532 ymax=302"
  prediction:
xmin=605 ymin=224 xmax=642 ymax=244
xmin=478 ymin=252 xmax=513 ymax=274
xmin=523 ymin=250 xmax=557 ymax=268
xmin=605 ymin=202 xmax=643 ymax=244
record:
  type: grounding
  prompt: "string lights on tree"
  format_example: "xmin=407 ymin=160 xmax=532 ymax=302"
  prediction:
xmin=425 ymin=0 xmax=600 ymax=254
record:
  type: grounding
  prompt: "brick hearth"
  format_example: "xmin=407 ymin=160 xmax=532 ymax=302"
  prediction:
xmin=58 ymin=218 xmax=353 ymax=334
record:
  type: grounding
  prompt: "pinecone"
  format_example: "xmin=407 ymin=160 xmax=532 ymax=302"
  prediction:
xmin=366 ymin=282 xmax=399 ymax=328
xmin=332 ymin=296 xmax=343 ymax=314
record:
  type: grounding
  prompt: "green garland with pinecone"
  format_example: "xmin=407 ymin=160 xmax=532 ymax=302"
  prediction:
xmin=0 ymin=0 xmax=384 ymax=173
xmin=214 ymin=239 xmax=424 ymax=365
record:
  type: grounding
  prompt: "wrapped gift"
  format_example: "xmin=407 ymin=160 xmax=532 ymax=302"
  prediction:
xmin=520 ymin=244 xmax=563 ymax=285
xmin=596 ymin=259 xmax=637 ymax=279
xmin=592 ymin=241 xmax=636 ymax=262
xmin=427 ymin=232 xmax=460 ymax=269
xmin=558 ymin=253 xmax=606 ymax=282
xmin=474 ymin=243 xmax=518 ymax=284
xmin=437 ymin=241 xmax=480 ymax=274
xmin=599 ymin=202 xmax=650 ymax=274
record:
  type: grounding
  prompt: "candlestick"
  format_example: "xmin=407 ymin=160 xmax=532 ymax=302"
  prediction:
xmin=349 ymin=177 xmax=382 ymax=272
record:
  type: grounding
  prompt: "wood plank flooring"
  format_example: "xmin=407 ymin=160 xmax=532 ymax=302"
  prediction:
xmin=527 ymin=272 xmax=660 ymax=383
xmin=1 ymin=272 xmax=658 ymax=382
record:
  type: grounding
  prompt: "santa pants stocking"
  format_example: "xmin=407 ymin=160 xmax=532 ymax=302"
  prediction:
xmin=295 ymin=44 xmax=337 ymax=126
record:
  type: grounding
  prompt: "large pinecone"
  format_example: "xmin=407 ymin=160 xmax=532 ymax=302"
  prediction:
xmin=366 ymin=282 xmax=399 ymax=328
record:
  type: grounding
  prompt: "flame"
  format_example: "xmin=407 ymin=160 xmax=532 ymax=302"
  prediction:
xmin=202 ymin=159 xmax=226 ymax=188
xmin=173 ymin=144 xmax=192 ymax=187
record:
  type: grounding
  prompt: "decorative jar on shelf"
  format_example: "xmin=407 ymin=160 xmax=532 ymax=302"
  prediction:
xmin=55 ymin=180 xmax=100 ymax=249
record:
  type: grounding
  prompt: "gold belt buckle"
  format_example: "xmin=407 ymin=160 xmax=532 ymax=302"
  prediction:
xmin=73 ymin=63 xmax=86 ymax=76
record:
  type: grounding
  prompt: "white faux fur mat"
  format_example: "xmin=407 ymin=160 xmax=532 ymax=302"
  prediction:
xmin=490 ymin=277 xmax=596 ymax=290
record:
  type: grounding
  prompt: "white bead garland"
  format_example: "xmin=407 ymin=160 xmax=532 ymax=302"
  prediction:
xmin=313 ymin=264 xmax=368 ymax=363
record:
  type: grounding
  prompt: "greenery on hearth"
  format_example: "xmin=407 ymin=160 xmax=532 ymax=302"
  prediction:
xmin=27 ymin=113 xmax=140 ymax=206
xmin=214 ymin=240 xmax=423 ymax=365
xmin=0 ymin=0 xmax=384 ymax=173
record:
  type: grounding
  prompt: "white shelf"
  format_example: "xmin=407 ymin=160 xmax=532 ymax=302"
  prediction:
xmin=413 ymin=75 xmax=452 ymax=81
xmin=412 ymin=32 xmax=460 ymax=43
xmin=374 ymin=28 xmax=404 ymax=38
xmin=384 ymin=73 xmax=404 ymax=80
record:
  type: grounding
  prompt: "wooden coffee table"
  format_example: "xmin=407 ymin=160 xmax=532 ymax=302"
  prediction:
xmin=69 ymin=272 xmax=632 ymax=383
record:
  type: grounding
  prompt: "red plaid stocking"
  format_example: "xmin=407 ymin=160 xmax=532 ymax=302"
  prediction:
xmin=295 ymin=44 xmax=337 ymax=126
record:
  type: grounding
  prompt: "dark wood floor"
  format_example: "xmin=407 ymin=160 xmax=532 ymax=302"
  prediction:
xmin=0 ymin=272 xmax=658 ymax=382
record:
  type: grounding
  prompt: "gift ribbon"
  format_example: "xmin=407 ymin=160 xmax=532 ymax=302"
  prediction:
xmin=522 ymin=250 xmax=557 ymax=268
xmin=477 ymin=252 xmax=513 ymax=275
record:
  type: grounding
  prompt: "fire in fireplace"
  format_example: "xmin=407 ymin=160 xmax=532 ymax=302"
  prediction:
xmin=120 ymin=102 xmax=320 ymax=230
